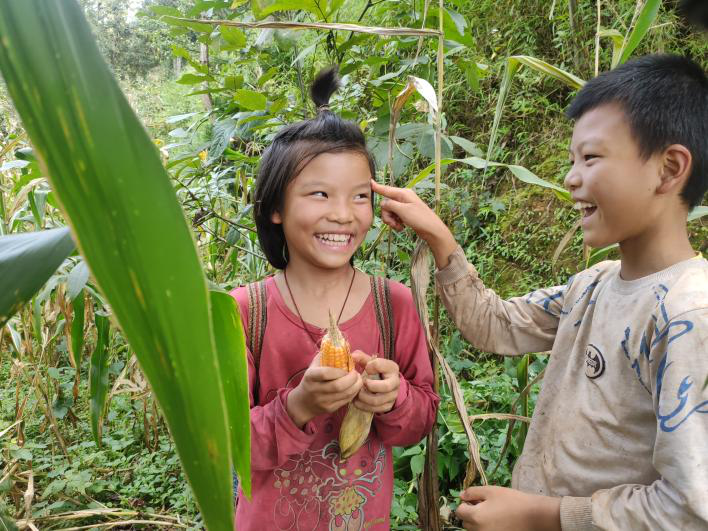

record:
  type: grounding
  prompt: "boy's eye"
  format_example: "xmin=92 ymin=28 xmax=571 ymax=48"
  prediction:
xmin=584 ymin=154 xmax=599 ymax=161
xmin=355 ymin=192 xmax=370 ymax=200
xmin=311 ymin=191 xmax=327 ymax=198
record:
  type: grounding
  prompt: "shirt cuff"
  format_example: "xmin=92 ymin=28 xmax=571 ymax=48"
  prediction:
xmin=435 ymin=245 xmax=473 ymax=286
xmin=278 ymin=388 xmax=318 ymax=441
xmin=560 ymin=496 xmax=594 ymax=531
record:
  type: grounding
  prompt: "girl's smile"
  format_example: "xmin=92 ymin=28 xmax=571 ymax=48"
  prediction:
xmin=272 ymin=151 xmax=374 ymax=272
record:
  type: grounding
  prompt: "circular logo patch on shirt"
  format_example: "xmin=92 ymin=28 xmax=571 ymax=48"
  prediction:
xmin=584 ymin=344 xmax=605 ymax=379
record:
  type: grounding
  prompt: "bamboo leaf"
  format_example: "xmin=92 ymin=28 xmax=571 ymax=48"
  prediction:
xmin=619 ymin=0 xmax=661 ymax=64
xmin=210 ymin=290 xmax=251 ymax=498
xmin=89 ymin=313 xmax=111 ymax=446
xmin=486 ymin=56 xmax=584 ymax=162
xmin=0 ymin=227 xmax=75 ymax=327
xmin=598 ymin=28 xmax=624 ymax=69
xmin=0 ymin=2 xmax=247 ymax=529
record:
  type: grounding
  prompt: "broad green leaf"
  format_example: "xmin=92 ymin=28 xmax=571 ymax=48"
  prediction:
xmin=66 ymin=260 xmax=89 ymax=300
xmin=70 ymin=290 xmax=85 ymax=368
xmin=251 ymin=0 xmax=323 ymax=20
xmin=486 ymin=56 xmax=585 ymax=162
xmin=161 ymin=15 xmax=214 ymax=33
xmin=619 ymin=0 xmax=661 ymax=64
xmin=234 ymin=89 xmax=267 ymax=111
xmin=149 ymin=5 xmax=182 ymax=17
xmin=0 ymin=2 xmax=247 ymax=529
xmin=177 ymin=73 xmax=212 ymax=85
xmin=0 ymin=228 xmax=74 ymax=327
xmin=503 ymin=165 xmax=570 ymax=201
xmin=688 ymin=206 xmax=708 ymax=222
xmin=89 ymin=313 xmax=111 ymax=446
xmin=210 ymin=290 xmax=251 ymax=498
xmin=598 ymin=28 xmax=624 ymax=69
xmin=220 ymin=25 xmax=247 ymax=48
xmin=449 ymin=136 xmax=483 ymax=157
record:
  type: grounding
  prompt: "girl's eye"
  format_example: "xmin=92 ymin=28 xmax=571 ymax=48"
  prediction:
xmin=584 ymin=154 xmax=599 ymax=161
xmin=311 ymin=191 xmax=327 ymax=198
xmin=355 ymin=193 xmax=370 ymax=200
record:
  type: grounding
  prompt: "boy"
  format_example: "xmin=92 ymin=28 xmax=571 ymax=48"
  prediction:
xmin=372 ymin=54 xmax=708 ymax=530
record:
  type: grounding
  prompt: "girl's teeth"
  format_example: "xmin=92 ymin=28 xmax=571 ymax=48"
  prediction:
xmin=317 ymin=234 xmax=351 ymax=246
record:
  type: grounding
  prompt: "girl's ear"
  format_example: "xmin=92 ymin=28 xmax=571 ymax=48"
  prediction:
xmin=271 ymin=210 xmax=283 ymax=224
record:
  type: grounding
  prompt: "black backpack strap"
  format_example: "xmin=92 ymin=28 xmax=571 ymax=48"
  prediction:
xmin=246 ymin=280 xmax=267 ymax=405
xmin=370 ymin=276 xmax=395 ymax=360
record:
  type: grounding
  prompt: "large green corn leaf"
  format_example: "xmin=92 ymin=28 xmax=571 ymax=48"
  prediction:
xmin=210 ymin=290 xmax=251 ymax=497
xmin=0 ymin=1 xmax=249 ymax=529
xmin=0 ymin=227 xmax=74 ymax=327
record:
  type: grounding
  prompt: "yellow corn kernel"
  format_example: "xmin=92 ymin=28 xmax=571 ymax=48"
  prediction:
xmin=320 ymin=311 xmax=354 ymax=371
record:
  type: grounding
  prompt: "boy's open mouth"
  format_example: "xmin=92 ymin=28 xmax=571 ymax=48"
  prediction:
xmin=315 ymin=232 xmax=353 ymax=248
xmin=573 ymin=201 xmax=597 ymax=219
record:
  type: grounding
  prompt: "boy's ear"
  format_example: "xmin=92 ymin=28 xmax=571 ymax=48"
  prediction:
xmin=657 ymin=144 xmax=692 ymax=196
xmin=271 ymin=210 xmax=283 ymax=224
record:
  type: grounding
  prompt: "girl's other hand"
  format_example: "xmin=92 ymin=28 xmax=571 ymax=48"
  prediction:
xmin=286 ymin=353 xmax=363 ymax=428
xmin=370 ymin=180 xmax=458 ymax=268
xmin=351 ymin=350 xmax=400 ymax=414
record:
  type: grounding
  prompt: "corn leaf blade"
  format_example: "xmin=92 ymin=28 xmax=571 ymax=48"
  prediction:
xmin=89 ymin=313 xmax=111 ymax=446
xmin=210 ymin=290 xmax=251 ymax=498
xmin=0 ymin=2 xmax=245 ymax=529
xmin=0 ymin=227 xmax=74 ymax=327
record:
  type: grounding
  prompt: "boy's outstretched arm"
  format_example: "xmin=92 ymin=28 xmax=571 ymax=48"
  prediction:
xmin=373 ymin=180 xmax=560 ymax=355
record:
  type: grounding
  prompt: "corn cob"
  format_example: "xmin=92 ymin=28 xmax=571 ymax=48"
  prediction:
xmin=320 ymin=311 xmax=354 ymax=372
xmin=318 ymin=311 xmax=374 ymax=458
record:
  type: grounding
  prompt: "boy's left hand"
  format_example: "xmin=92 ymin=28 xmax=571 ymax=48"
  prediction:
xmin=351 ymin=351 xmax=400 ymax=413
xmin=456 ymin=486 xmax=561 ymax=531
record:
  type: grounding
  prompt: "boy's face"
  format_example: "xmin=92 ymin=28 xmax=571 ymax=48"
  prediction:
xmin=273 ymin=151 xmax=373 ymax=271
xmin=565 ymin=103 xmax=665 ymax=249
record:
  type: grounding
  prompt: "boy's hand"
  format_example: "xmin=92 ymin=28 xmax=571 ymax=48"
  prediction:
xmin=456 ymin=486 xmax=561 ymax=531
xmin=371 ymin=180 xmax=457 ymax=268
xmin=351 ymin=350 xmax=400 ymax=413
xmin=287 ymin=353 xmax=363 ymax=428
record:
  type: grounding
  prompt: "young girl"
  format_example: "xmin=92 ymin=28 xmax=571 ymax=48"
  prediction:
xmin=230 ymin=68 xmax=439 ymax=530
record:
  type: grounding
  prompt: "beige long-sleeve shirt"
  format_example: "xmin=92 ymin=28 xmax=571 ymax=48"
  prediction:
xmin=436 ymin=246 xmax=708 ymax=531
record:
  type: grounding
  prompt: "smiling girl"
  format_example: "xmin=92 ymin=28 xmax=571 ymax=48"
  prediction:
xmin=230 ymin=67 xmax=438 ymax=531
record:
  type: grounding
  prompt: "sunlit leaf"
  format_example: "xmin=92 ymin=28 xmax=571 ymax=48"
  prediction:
xmin=0 ymin=2 xmax=248 ymax=529
xmin=619 ymin=0 xmax=661 ymax=64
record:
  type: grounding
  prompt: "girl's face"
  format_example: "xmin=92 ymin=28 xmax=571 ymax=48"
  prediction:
xmin=272 ymin=151 xmax=373 ymax=272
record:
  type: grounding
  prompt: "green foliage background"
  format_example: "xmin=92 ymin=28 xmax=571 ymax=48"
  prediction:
xmin=1 ymin=0 xmax=706 ymax=528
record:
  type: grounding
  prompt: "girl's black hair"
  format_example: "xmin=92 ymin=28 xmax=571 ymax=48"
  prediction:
xmin=254 ymin=66 xmax=376 ymax=269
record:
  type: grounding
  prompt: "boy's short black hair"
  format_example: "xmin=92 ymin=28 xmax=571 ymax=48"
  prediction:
xmin=253 ymin=66 xmax=376 ymax=269
xmin=566 ymin=54 xmax=708 ymax=209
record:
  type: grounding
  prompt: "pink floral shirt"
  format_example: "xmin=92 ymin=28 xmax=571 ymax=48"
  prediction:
xmin=230 ymin=276 xmax=438 ymax=531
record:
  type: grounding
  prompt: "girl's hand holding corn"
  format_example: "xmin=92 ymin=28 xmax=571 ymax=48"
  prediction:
xmin=286 ymin=352 xmax=363 ymax=429
xmin=352 ymin=351 xmax=400 ymax=413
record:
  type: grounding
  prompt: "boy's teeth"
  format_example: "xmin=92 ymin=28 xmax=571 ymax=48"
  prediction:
xmin=573 ymin=201 xmax=595 ymax=211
